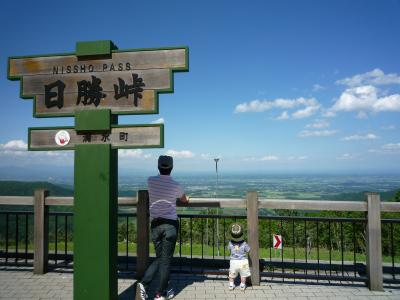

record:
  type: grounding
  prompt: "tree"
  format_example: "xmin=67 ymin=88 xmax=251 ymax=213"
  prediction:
xmin=393 ymin=190 xmax=400 ymax=202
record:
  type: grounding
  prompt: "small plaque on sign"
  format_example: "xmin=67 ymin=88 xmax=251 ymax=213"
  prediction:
xmin=54 ymin=130 xmax=71 ymax=146
xmin=29 ymin=125 xmax=163 ymax=150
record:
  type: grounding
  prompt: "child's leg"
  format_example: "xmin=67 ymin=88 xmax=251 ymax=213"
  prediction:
xmin=228 ymin=276 xmax=235 ymax=290
xmin=239 ymin=277 xmax=247 ymax=291
xmin=228 ymin=260 xmax=239 ymax=289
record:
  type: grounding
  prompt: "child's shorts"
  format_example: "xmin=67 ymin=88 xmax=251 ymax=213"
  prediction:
xmin=229 ymin=259 xmax=251 ymax=278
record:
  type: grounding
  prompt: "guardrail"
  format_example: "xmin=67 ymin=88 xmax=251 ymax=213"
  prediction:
xmin=0 ymin=190 xmax=399 ymax=291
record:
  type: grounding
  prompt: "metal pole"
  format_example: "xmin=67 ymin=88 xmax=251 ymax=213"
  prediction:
xmin=214 ymin=158 xmax=220 ymax=256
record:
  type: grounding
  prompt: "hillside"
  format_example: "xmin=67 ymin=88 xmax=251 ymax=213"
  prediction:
xmin=0 ymin=181 xmax=73 ymax=196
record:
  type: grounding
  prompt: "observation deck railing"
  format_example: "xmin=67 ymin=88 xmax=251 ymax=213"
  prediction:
xmin=0 ymin=190 xmax=399 ymax=291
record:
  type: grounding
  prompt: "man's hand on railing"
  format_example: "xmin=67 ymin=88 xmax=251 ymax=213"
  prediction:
xmin=177 ymin=194 xmax=189 ymax=205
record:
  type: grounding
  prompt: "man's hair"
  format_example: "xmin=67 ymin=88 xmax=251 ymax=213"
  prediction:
xmin=159 ymin=167 xmax=172 ymax=175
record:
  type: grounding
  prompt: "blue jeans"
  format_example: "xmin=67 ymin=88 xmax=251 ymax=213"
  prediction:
xmin=141 ymin=223 xmax=177 ymax=296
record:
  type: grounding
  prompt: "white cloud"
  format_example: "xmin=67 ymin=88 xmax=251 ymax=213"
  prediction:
xmin=260 ymin=155 xmax=279 ymax=161
xmin=381 ymin=125 xmax=396 ymax=130
xmin=292 ymin=105 xmax=320 ymax=119
xmin=336 ymin=68 xmax=400 ymax=87
xmin=382 ymin=143 xmax=400 ymax=151
xmin=337 ymin=153 xmax=357 ymax=160
xmin=298 ymin=130 xmax=337 ymax=138
xmin=234 ymin=97 xmax=318 ymax=114
xmin=342 ymin=133 xmax=378 ymax=141
xmin=329 ymin=85 xmax=400 ymax=116
xmin=312 ymin=84 xmax=325 ymax=92
xmin=305 ymin=119 xmax=329 ymax=129
xmin=276 ymin=111 xmax=289 ymax=120
xmin=0 ymin=140 xmax=27 ymax=151
xmin=369 ymin=142 xmax=400 ymax=154
xmin=165 ymin=149 xmax=195 ymax=158
xmin=374 ymin=94 xmax=400 ymax=112
xmin=234 ymin=100 xmax=273 ymax=113
xmin=242 ymin=157 xmax=258 ymax=162
xmin=0 ymin=139 xmax=73 ymax=168
xmin=321 ymin=109 xmax=336 ymax=118
xmin=118 ymin=149 xmax=152 ymax=159
xmin=288 ymin=156 xmax=308 ymax=160
xmin=151 ymin=118 xmax=164 ymax=124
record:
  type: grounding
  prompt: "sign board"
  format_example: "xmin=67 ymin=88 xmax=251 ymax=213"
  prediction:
xmin=8 ymin=40 xmax=188 ymax=300
xmin=273 ymin=234 xmax=282 ymax=249
xmin=29 ymin=124 xmax=163 ymax=150
xmin=8 ymin=47 xmax=188 ymax=117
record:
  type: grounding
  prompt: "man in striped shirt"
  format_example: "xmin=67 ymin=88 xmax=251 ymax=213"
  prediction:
xmin=136 ymin=155 xmax=188 ymax=300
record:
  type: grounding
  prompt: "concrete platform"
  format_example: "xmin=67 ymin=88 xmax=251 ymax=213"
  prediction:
xmin=1 ymin=266 xmax=400 ymax=300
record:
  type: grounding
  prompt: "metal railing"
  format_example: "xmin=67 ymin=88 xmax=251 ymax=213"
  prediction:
xmin=1 ymin=190 xmax=400 ymax=291
xmin=0 ymin=211 xmax=33 ymax=266
xmin=259 ymin=215 xmax=368 ymax=282
xmin=381 ymin=219 xmax=400 ymax=284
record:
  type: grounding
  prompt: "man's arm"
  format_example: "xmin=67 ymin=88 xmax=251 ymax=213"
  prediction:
xmin=179 ymin=194 xmax=189 ymax=203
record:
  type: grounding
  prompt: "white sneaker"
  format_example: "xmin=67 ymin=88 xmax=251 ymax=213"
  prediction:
xmin=240 ymin=283 xmax=246 ymax=291
xmin=136 ymin=282 xmax=148 ymax=300
xmin=166 ymin=288 xmax=175 ymax=299
xmin=229 ymin=283 xmax=235 ymax=291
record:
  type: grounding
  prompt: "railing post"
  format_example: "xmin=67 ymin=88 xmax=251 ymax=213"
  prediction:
xmin=33 ymin=189 xmax=49 ymax=274
xmin=246 ymin=191 xmax=260 ymax=285
xmin=136 ymin=190 xmax=149 ymax=279
xmin=365 ymin=192 xmax=383 ymax=291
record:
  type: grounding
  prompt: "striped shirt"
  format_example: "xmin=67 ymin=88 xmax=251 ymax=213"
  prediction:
xmin=148 ymin=175 xmax=184 ymax=221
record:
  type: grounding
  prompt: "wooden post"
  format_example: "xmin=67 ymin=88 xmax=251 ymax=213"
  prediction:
xmin=365 ymin=192 xmax=383 ymax=291
xmin=33 ymin=189 xmax=49 ymax=274
xmin=136 ymin=190 xmax=150 ymax=279
xmin=246 ymin=191 xmax=260 ymax=285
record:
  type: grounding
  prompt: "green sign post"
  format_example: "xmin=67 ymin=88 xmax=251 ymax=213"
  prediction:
xmin=8 ymin=40 xmax=188 ymax=300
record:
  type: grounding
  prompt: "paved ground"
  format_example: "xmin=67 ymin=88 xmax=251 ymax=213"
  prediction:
xmin=1 ymin=266 xmax=400 ymax=300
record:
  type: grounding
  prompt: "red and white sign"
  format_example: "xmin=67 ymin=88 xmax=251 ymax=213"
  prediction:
xmin=55 ymin=130 xmax=70 ymax=146
xmin=273 ymin=234 xmax=282 ymax=249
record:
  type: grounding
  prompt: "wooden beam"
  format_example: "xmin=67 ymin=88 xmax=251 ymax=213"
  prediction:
xmin=246 ymin=191 xmax=260 ymax=285
xmin=9 ymin=48 xmax=187 ymax=77
xmin=381 ymin=202 xmax=400 ymax=212
xmin=136 ymin=190 xmax=149 ymax=279
xmin=0 ymin=196 xmax=34 ymax=205
xmin=259 ymin=199 xmax=367 ymax=211
xmin=365 ymin=193 xmax=383 ymax=291
xmin=33 ymin=189 xmax=49 ymax=274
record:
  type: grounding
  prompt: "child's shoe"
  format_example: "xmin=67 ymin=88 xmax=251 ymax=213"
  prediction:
xmin=229 ymin=283 xmax=235 ymax=291
xmin=240 ymin=283 xmax=246 ymax=291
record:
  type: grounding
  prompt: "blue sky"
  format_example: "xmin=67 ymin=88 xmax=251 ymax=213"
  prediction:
xmin=0 ymin=0 xmax=400 ymax=175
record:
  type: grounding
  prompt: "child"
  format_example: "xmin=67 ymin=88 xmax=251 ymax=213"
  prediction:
xmin=227 ymin=223 xmax=251 ymax=291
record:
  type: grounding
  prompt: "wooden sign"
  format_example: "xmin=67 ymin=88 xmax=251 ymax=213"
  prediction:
xmin=29 ymin=124 xmax=163 ymax=150
xmin=8 ymin=47 xmax=188 ymax=117
xmin=8 ymin=41 xmax=188 ymax=300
